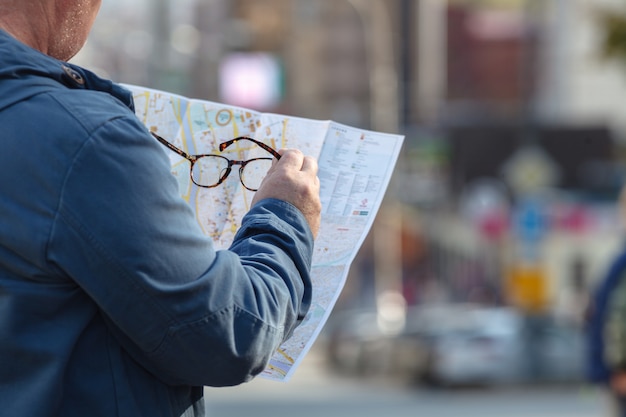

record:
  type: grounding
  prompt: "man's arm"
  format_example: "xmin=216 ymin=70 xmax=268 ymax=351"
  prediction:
xmin=48 ymin=111 xmax=316 ymax=386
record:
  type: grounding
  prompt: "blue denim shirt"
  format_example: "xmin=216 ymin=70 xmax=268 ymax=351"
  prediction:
xmin=0 ymin=31 xmax=313 ymax=416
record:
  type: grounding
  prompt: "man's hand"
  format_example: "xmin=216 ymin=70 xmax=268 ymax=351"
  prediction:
xmin=252 ymin=149 xmax=321 ymax=238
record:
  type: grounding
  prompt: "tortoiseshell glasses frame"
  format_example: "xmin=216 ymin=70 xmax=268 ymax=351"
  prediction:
xmin=151 ymin=132 xmax=281 ymax=191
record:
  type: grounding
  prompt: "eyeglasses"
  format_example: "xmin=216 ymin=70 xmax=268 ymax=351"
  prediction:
xmin=151 ymin=132 xmax=281 ymax=191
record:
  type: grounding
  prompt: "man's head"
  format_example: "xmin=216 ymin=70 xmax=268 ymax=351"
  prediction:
xmin=0 ymin=0 xmax=102 ymax=61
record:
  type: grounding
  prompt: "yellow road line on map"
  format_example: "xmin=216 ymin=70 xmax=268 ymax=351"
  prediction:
xmin=281 ymin=119 xmax=288 ymax=148
xmin=276 ymin=348 xmax=295 ymax=364
xmin=265 ymin=364 xmax=287 ymax=377
xmin=135 ymin=91 xmax=150 ymax=125
xmin=171 ymin=96 xmax=183 ymax=127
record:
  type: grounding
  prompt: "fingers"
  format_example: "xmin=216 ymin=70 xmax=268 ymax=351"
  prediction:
xmin=275 ymin=149 xmax=318 ymax=175
xmin=300 ymin=154 xmax=318 ymax=176
xmin=274 ymin=149 xmax=304 ymax=170
xmin=252 ymin=148 xmax=322 ymax=239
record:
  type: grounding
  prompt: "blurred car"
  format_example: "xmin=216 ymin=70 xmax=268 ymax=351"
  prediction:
xmin=410 ymin=305 xmax=526 ymax=386
xmin=323 ymin=308 xmax=402 ymax=376
xmin=324 ymin=303 xmax=586 ymax=387
xmin=405 ymin=304 xmax=586 ymax=387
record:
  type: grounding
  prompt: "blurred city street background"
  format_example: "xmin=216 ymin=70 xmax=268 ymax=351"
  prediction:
xmin=204 ymin=341 xmax=609 ymax=417
xmin=75 ymin=0 xmax=626 ymax=415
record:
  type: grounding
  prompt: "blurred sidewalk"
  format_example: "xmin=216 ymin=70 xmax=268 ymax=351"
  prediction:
xmin=204 ymin=344 xmax=610 ymax=417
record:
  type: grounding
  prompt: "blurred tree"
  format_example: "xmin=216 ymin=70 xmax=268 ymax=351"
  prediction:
xmin=597 ymin=6 xmax=626 ymax=165
xmin=599 ymin=7 xmax=626 ymax=62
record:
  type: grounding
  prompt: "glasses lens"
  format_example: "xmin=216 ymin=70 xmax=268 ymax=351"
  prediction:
xmin=192 ymin=156 xmax=230 ymax=187
xmin=240 ymin=158 xmax=273 ymax=191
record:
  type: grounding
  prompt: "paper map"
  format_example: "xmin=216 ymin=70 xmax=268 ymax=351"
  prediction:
xmin=126 ymin=85 xmax=404 ymax=381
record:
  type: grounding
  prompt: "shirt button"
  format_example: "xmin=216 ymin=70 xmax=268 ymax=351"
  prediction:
xmin=61 ymin=65 xmax=85 ymax=86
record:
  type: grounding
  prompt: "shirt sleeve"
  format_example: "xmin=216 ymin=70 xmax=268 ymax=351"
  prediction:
xmin=47 ymin=113 xmax=313 ymax=386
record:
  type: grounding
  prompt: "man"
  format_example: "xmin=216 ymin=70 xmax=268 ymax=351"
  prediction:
xmin=0 ymin=1 xmax=321 ymax=416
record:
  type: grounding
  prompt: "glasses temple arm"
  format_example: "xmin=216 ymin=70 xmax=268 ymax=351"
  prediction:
xmin=151 ymin=132 xmax=195 ymax=161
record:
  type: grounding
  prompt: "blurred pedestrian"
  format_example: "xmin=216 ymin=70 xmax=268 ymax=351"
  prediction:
xmin=587 ymin=189 xmax=626 ymax=417
xmin=0 ymin=1 xmax=321 ymax=416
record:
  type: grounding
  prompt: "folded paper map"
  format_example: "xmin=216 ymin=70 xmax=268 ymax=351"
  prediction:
xmin=126 ymin=85 xmax=404 ymax=381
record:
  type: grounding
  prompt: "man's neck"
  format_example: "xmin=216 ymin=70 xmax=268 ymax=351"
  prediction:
xmin=0 ymin=9 xmax=50 ymax=55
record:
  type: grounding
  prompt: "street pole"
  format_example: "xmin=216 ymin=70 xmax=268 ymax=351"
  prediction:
xmin=417 ymin=0 xmax=447 ymax=125
xmin=345 ymin=0 xmax=404 ymax=327
xmin=346 ymin=0 xmax=399 ymax=134
xmin=149 ymin=0 xmax=171 ymax=90
xmin=191 ymin=0 xmax=229 ymax=100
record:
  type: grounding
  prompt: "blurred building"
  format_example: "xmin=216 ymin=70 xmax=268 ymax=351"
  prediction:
xmin=76 ymin=0 xmax=626 ymax=130
xmin=73 ymin=0 xmax=626 ymax=322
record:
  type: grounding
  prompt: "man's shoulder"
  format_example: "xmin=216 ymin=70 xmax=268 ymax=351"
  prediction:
xmin=49 ymin=85 xmax=133 ymax=117
xmin=29 ymin=85 xmax=139 ymax=136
